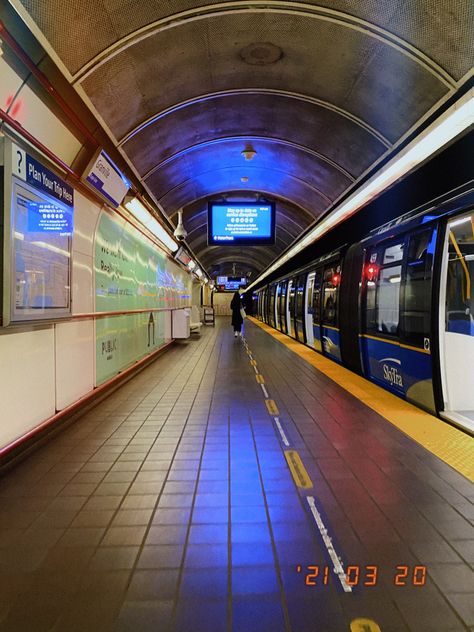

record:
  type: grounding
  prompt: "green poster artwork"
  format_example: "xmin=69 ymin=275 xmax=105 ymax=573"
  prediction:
xmin=94 ymin=211 xmax=191 ymax=385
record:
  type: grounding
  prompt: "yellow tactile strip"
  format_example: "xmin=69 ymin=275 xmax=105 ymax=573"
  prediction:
xmin=249 ymin=317 xmax=474 ymax=482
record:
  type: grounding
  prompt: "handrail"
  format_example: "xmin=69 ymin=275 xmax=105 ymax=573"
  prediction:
xmin=71 ymin=306 xmax=191 ymax=319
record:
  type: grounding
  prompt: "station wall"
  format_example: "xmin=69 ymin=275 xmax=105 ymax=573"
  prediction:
xmin=0 ymin=52 xmax=192 ymax=454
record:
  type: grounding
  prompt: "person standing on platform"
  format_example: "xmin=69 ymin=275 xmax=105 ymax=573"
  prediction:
xmin=230 ymin=291 xmax=244 ymax=337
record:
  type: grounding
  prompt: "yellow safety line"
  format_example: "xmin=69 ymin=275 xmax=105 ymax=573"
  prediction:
xmin=284 ymin=450 xmax=313 ymax=488
xmin=350 ymin=619 xmax=382 ymax=632
xmin=265 ymin=399 xmax=280 ymax=416
xmin=249 ymin=317 xmax=474 ymax=482
xmin=256 ymin=374 xmax=265 ymax=384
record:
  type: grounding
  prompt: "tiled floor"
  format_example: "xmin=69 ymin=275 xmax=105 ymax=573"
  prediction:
xmin=0 ymin=318 xmax=473 ymax=631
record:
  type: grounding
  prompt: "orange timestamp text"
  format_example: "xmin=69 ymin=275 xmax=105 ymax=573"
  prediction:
xmin=296 ymin=564 xmax=427 ymax=587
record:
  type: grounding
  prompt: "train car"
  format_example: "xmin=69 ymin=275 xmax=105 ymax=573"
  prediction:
xmin=256 ymin=184 xmax=474 ymax=433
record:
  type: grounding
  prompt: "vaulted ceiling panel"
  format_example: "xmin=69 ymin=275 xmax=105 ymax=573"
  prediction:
xmin=13 ymin=0 xmax=474 ymax=279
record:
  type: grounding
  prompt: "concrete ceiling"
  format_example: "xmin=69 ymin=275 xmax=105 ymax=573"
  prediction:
xmin=14 ymin=0 xmax=474 ymax=278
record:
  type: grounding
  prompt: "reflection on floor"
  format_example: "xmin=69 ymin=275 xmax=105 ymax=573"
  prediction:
xmin=0 ymin=318 xmax=472 ymax=632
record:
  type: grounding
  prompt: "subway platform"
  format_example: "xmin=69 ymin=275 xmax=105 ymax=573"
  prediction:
xmin=0 ymin=318 xmax=473 ymax=632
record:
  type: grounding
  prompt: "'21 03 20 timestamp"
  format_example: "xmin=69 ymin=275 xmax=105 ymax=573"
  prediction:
xmin=296 ymin=565 xmax=427 ymax=587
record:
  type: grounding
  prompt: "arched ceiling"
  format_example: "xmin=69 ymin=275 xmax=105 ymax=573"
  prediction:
xmin=13 ymin=0 xmax=474 ymax=279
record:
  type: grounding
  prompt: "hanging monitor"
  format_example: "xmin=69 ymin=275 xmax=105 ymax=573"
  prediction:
xmin=208 ymin=202 xmax=275 ymax=246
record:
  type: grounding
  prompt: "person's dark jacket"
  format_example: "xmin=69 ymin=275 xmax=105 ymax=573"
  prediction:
xmin=230 ymin=292 xmax=243 ymax=328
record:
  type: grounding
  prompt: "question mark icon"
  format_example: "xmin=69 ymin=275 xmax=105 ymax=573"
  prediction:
xmin=17 ymin=150 xmax=23 ymax=176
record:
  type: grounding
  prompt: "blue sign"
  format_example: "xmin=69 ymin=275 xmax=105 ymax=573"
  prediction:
xmin=208 ymin=202 xmax=275 ymax=245
xmin=27 ymin=201 xmax=73 ymax=234
xmin=25 ymin=155 xmax=74 ymax=206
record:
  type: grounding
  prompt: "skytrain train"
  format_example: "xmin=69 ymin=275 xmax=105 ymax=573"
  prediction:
xmin=255 ymin=184 xmax=474 ymax=434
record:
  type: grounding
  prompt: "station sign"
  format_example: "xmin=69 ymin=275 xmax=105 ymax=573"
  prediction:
xmin=83 ymin=148 xmax=130 ymax=207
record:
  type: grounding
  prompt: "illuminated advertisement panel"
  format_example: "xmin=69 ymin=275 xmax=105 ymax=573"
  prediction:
xmin=208 ymin=202 xmax=275 ymax=245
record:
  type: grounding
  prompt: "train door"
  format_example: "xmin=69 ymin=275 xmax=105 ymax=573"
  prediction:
xmin=269 ymin=284 xmax=276 ymax=328
xmin=280 ymin=281 xmax=288 ymax=334
xmin=275 ymin=283 xmax=281 ymax=330
xmin=288 ymin=278 xmax=296 ymax=337
xmin=305 ymin=272 xmax=315 ymax=347
xmin=263 ymin=290 xmax=268 ymax=321
xmin=360 ymin=240 xmax=404 ymax=393
xmin=438 ymin=212 xmax=474 ymax=432
xmin=321 ymin=264 xmax=342 ymax=361
xmin=295 ymin=274 xmax=306 ymax=342
xmin=311 ymin=270 xmax=323 ymax=351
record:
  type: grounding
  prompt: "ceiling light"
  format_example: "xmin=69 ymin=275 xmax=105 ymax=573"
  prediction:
xmin=241 ymin=176 xmax=249 ymax=183
xmin=125 ymin=196 xmax=178 ymax=252
xmin=194 ymin=268 xmax=203 ymax=278
xmin=247 ymin=89 xmax=474 ymax=291
xmin=241 ymin=145 xmax=257 ymax=161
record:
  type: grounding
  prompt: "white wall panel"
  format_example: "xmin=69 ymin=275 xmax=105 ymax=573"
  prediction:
xmin=213 ymin=293 xmax=232 ymax=315
xmin=72 ymin=250 xmax=93 ymax=314
xmin=0 ymin=58 xmax=24 ymax=110
xmin=55 ymin=320 xmax=94 ymax=410
xmin=13 ymin=83 xmax=82 ymax=165
xmin=0 ymin=327 xmax=55 ymax=450
xmin=73 ymin=191 xmax=101 ymax=258
xmin=164 ymin=310 xmax=172 ymax=342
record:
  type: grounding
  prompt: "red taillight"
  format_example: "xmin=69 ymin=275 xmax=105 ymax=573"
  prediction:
xmin=332 ymin=273 xmax=341 ymax=286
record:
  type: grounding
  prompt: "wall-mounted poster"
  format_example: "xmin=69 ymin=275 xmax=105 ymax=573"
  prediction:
xmin=94 ymin=210 xmax=191 ymax=384
xmin=2 ymin=138 xmax=74 ymax=325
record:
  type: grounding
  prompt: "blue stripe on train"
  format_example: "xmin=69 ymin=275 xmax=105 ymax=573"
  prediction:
xmin=360 ymin=337 xmax=435 ymax=412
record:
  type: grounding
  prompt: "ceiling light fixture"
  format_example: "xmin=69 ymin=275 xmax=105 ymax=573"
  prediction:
xmin=124 ymin=196 xmax=178 ymax=253
xmin=241 ymin=144 xmax=257 ymax=161
xmin=247 ymin=88 xmax=474 ymax=292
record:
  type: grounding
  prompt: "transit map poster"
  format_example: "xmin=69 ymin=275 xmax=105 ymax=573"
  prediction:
xmin=94 ymin=211 xmax=191 ymax=384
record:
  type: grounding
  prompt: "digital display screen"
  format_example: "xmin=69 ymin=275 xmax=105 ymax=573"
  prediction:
xmin=208 ymin=202 xmax=275 ymax=246
xmin=216 ymin=277 xmax=247 ymax=291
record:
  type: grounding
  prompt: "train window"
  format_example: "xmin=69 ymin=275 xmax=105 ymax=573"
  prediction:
xmin=383 ymin=243 xmax=404 ymax=264
xmin=366 ymin=242 xmax=403 ymax=337
xmin=377 ymin=266 xmax=402 ymax=334
xmin=279 ymin=282 xmax=287 ymax=314
xmin=269 ymin=285 xmax=276 ymax=327
xmin=401 ymin=229 xmax=435 ymax=346
xmin=296 ymin=275 xmax=305 ymax=317
xmin=322 ymin=265 xmax=340 ymax=325
xmin=288 ymin=279 xmax=296 ymax=315
xmin=312 ymin=271 xmax=322 ymax=324
xmin=445 ymin=214 xmax=474 ymax=336
xmin=307 ymin=278 xmax=314 ymax=313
